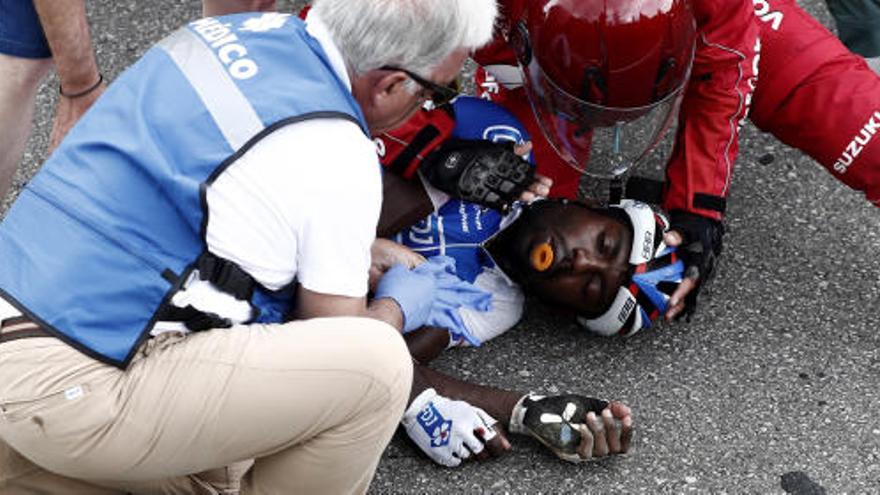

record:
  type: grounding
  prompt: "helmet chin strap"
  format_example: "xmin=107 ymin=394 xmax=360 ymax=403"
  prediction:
xmin=576 ymin=286 xmax=642 ymax=336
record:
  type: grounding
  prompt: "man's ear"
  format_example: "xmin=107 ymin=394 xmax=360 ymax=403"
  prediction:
xmin=371 ymin=70 xmax=411 ymax=105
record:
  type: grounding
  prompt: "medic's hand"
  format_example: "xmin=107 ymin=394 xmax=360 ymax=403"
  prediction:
xmin=374 ymin=262 xmax=436 ymax=332
xmin=369 ymin=239 xmax=425 ymax=292
xmin=420 ymin=138 xmax=536 ymax=212
xmin=403 ymin=388 xmax=510 ymax=467
xmin=374 ymin=256 xmax=491 ymax=333
xmin=404 ymin=256 xmax=493 ymax=337
xmin=420 ymin=256 xmax=491 ymax=346
xmin=509 ymin=394 xmax=633 ymax=463
xmin=664 ymin=210 xmax=724 ymax=321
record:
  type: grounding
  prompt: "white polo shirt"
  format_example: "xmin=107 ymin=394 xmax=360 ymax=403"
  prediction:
xmin=157 ymin=12 xmax=380 ymax=331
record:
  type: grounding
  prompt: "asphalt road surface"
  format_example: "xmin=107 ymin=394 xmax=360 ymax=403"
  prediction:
xmin=6 ymin=1 xmax=879 ymax=493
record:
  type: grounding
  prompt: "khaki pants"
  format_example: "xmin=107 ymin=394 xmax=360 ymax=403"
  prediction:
xmin=1 ymin=439 xmax=123 ymax=494
xmin=1 ymin=443 xmax=251 ymax=495
xmin=0 ymin=317 xmax=412 ymax=494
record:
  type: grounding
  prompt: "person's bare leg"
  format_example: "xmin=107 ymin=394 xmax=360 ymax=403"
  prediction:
xmin=201 ymin=0 xmax=276 ymax=17
xmin=0 ymin=54 xmax=51 ymax=200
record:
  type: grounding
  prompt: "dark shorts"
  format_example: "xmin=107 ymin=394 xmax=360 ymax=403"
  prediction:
xmin=0 ymin=0 xmax=50 ymax=58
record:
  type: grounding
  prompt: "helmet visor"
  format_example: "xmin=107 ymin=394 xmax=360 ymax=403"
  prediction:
xmin=521 ymin=57 xmax=687 ymax=179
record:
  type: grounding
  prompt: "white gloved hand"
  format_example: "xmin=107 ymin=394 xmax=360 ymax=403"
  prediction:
xmin=402 ymin=388 xmax=498 ymax=467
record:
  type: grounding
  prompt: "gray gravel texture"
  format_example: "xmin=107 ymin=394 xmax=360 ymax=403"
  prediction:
xmin=6 ymin=1 xmax=879 ymax=493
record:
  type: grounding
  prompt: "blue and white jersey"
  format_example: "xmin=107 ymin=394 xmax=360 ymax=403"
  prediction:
xmin=395 ymin=97 xmax=530 ymax=346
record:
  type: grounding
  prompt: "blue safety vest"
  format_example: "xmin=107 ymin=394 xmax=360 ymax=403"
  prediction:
xmin=0 ymin=13 xmax=368 ymax=368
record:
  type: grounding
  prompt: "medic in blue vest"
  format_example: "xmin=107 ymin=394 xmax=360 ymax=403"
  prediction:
xmin=0 ymin=13 xmax=368 ymax=368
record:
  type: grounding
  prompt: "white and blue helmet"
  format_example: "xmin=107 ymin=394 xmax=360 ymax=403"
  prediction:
xmin=578 ymin=200 xmax=685 ymax=337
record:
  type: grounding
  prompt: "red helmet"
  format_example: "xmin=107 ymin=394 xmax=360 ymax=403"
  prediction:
xmin=509 ymin=0 xmax=697 ymax=178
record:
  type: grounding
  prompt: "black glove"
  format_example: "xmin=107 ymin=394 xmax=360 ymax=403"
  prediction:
xmin=420 ymin=138 xmax=535 ymax=212
xmin=669 ymin=210 xmax=725 ymax=319
xmin=509 ymin=394 xmax=609 ymax=460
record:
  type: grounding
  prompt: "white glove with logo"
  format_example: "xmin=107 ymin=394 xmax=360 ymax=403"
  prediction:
xmin=402 ymin=388 xmax=498 ymax=467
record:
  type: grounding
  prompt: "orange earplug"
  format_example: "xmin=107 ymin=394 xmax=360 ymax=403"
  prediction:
xmin=530 ymin=242 xmax=554 ymax=272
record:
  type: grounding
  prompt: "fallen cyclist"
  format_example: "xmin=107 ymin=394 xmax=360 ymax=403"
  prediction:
xmin=378 ymin=96 xmax=697 ymax=363
xmin=369 ymin=97 xmax=690 ymax=468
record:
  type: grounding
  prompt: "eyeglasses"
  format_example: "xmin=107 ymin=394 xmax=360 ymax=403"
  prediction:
xmin=380 ymin=65 xmax=460 ymax=107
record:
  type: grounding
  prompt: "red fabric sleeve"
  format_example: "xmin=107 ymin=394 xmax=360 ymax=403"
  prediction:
xmin=749 ymin=0 xmax=880 ymax=207
xmin=662 ymin=0 xmax=760 ymax=220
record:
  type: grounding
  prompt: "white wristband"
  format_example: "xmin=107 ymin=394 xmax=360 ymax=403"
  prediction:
xmin=509 ymin=393 xmax=547 ymax=434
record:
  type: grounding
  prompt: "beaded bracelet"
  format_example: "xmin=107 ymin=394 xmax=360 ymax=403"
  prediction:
xmin=59 ymin=73 xmax=104 ymax=98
